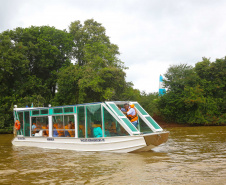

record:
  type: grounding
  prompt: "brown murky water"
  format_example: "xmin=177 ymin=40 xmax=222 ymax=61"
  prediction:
xmin=0 ymin=126 xmax=225 ymax=185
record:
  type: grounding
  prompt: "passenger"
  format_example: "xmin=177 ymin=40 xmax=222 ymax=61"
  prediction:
xmin=57 ymin=122 xmax=64 ymax=137
xmin=71 ymin=121 xmax=75 ymax=129
xmin=36 ymin=121 xmax=41 ymax=131
xmin=32 ymin=123 xmax=36 ymax=135
xmin=33 ymin=121 xmax=41 ymax=135
xmin=92 ymin=121 xmax=103 ymax=138
xmin=53 ymin=123 xmax=59 ymax=137
xmin=118 ymin=103 xmax=129 ymax=113
xmin=64 ymin=122 xmax=70 ymax=137
xmin=105 ymin=119 xmax=117 ymax=135
xmin=120 ymin=103 xmax=128 ymax=114
xmin=32 ymin=122 xmax=36 ymax=130
xmin=68 ymin=121 xmax=75 ymax=137
xmin=65 ymin=121 xmax=74 ymax=137
xmin=42 ymin=123 xmax=48 ymax=137
xmin=46 ymin=124 xmax=49 ymax=136
xmin=123 ymin=103 xmax=138 ymax=127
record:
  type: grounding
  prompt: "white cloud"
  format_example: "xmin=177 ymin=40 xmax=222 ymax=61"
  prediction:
xmin=1 ymin=0 xmax=226 ymax=93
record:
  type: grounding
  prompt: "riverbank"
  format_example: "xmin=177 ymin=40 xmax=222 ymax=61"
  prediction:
xmin=153 ymin=115 xmax=190 ymax=128
xmin=0 ymin=128 xmax=13 ymax=134
xmin=153 ymin=115 xmax=226 ymax=128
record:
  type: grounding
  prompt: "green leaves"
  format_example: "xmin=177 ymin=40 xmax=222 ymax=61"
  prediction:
xmin=1 ymin=20 xmax=132 ymax=130
xmin=0 ymin=25 xmax=74 ymax=129
xmin=69 ymin=19 xmax=123 ymax=69
xmin=52 ymin=19 xmax=131 ymax=105
xmin=158 ymin=59 xmax=226 ymax=125
xmin=53 ymin=64 xmax=129 ymax=105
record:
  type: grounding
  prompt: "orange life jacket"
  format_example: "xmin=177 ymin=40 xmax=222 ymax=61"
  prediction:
xmin=54 ymin=124 xmax=64 ymax=137
xmin=42 ymin=126 xmax=49 ymax=136
xmin=46 ymin=126 xmax=49 ymax=135
xmin=65 ymin=125 xmax=75 ymax=137
xmin=127 ymin=108 xmax=138 ymax=122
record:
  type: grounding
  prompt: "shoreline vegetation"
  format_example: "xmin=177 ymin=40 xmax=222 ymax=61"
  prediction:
xmin=0 ymin=19 xmax=225 ymax=132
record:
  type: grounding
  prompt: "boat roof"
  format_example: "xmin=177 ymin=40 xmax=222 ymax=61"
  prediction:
xmin=13 ymin=101 xmax=136 ymax=111
xmin=13 ymin=102 xmax=101 ymax=111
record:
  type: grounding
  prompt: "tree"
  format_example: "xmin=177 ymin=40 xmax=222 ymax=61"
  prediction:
xmin=139 ymin=92 xmax=158 ymax=116
xmin=53 ymin=63 xmax=131 ymax=105
xmin=158 ymin=59 xmax=226 ymax=125
xmin=53 ymin=19 xmax=132 ymax=105
xmin=69 ymin=19 xmax=124 ymax=69
xmin=0 ymin=19 xmax=141 ymax=131
xmin=164 ymin=64 xmax=198 ymax=93
xmin=194 ymin=57 xmax=226 ymax=124
xmin=0 ymin=26 xmax=74 ymax=129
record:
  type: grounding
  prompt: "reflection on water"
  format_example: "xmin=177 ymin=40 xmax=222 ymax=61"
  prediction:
xmin=0 ymin=126 xmax=225 ymax=184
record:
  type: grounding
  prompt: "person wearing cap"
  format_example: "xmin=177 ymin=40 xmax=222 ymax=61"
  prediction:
xmin=122 ymin=103 xmax=138 ymax=127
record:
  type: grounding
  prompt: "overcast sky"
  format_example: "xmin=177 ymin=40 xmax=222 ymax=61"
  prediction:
xmin=1 ymin=0 xmax=226 ymax=93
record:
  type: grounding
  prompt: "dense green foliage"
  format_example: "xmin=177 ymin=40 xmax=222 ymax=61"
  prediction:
xmin=0 ymin=19 xmax=225 ymax=132
xmin=0 ymin=25 xmax=74 ymax=130
xmin=158 ymin=58 xmax=226 ymax=125
xmin=52 ymin=19 xmax=137 ymax=105
xmin=139 ymin=92 xmax=158 ymax=117
xmin=0 ymin=19 xmax=139 ymax=131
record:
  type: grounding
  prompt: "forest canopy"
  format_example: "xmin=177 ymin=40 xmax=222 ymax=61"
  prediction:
xmin=158 ymin=58 xmax=226 ymax=125
xmin=0 ymin=19 xmax=225 ymax=131
xmin=0 ymin=19 xmax=139 ymax=130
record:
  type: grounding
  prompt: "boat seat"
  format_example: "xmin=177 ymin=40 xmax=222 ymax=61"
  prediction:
xmin=35 ymin=130 xmax=43 ymax=136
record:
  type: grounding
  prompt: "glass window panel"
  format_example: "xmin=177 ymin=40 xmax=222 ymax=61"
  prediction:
xmin=53 ymin=108 xmax=63 ymax=114
xmin=18 ymin=112 xmax=24 ymax=135
xmin=32 ymin=110 xmax=39 ymax=115
xmin=24 ymin=112 xmax=30 ymax=136
xmin=64 ymin=115 xmax=75 ymax=137
xmin=77 ymin=106 xmax=85 ymax=138
xmin=31 ymin=117 xmax=37 ymax=136
xmin=103 ymin=107 xmax=129 ymax=137
xmin=138 ymin=116 xmax=153 ymax=133
xmin=40 ymin=109 xmax=48 ymax=115
xmin=31 ymin=116 xmax=48 ymax=137
xmin=53 ymin=115 xmax=64 ymax=137
xmin=134 ymin=103 xmax=148 ymax=115
xmin=64 ymin=107 xmax=73 ymax=113
xmin=86 ymin=105 xmax=102 ymax=138
xmin=121 ymin=118 xmax=138 ymax=132
xmin=146 ymin=117 xmax=161 ymax=129
xmin=108 ymin=103 xmax=125 ymax=116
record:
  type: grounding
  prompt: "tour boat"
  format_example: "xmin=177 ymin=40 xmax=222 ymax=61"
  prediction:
xmin=12 ymin=101 xmax=169 ymax=153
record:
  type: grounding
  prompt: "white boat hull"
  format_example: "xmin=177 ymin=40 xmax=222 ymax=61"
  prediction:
xmin=12 ymin=132 xmax=169 ymax=153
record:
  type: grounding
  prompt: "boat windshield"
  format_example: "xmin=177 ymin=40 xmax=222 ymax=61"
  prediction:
xmin=111 ymin=101 xmax=162 ymax=133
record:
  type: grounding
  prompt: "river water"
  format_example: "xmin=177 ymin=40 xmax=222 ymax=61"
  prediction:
xmin=0 ymin=126 xmax=225 ymax=185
